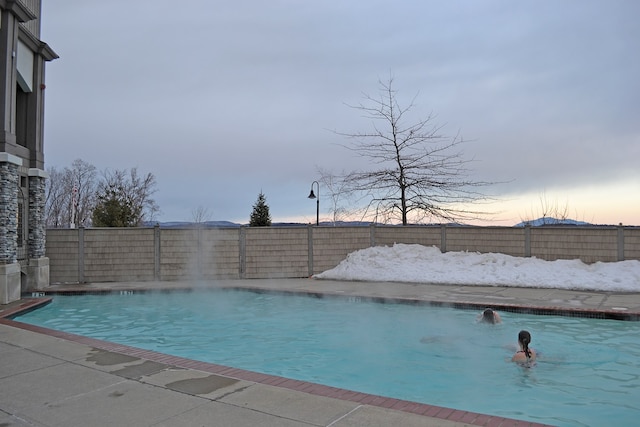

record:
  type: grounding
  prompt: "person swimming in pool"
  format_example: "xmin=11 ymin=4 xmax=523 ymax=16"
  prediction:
xmin=512 ymin=330 xmax=536 ymax=363
xmin=477 ymin=308 xmax=502 ymax=324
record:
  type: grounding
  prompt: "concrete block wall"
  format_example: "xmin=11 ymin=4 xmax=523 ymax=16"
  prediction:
xmin=158 ymin=228 xmax=240 ymax=280
xmin=244 ymin=227 xmax=308 ymax=279
xmin=159 ymin=228 xmax=200 ymax=280
xmin=311 ymin=226 xmax=371 ymax=275
xmin=199 ymin=228 xmax=241 ymax=279
xmin=373 ymin=226 xmax=441 ymax=247
xmin=45 ymin=225 xmax=640 ymax=285
xmin=45 ymin=229 xmax=79 ymax=283
xmin=530 ymin=227 xmax=619 ymax=263
xmin=83 ymin=228 xmax=155 ymax=282
xmin=444 ymin=227 xmax=526 ymax=256
xmin=625 ymin=229 xmax=640 ymax=260
xmin=159 ymin=228 xmax=240 ymax=281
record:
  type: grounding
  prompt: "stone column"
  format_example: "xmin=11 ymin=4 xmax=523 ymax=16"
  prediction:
xmin=26 ymin=168 xmax=49 ymax=291
xmin=0 ymin=153 xmax=21 ymax=303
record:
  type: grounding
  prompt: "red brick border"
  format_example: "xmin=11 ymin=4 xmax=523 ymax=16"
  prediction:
xmin=2 ymin=296 xmax=554 ymax=427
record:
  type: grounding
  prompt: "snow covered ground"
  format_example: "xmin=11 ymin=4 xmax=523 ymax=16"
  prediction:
xmin=314 ymin=244 xmax=640 ymax=292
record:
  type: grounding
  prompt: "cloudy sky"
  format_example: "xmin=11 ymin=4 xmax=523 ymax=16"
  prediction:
xmin=40 ymin=1 xmax=639 ymax=226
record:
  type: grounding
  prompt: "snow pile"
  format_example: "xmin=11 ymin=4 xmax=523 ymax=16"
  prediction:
xmin=314 ymin=244 xmax=640 ymax=292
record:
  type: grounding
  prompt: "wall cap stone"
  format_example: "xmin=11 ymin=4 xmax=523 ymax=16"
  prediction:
xmin=28 ymin=168 xmax=49 ymax=178
xmin=0 ymin=153 xmax=22 ymax=166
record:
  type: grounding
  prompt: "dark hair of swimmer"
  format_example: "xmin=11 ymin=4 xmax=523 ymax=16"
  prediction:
xmin=481 ymin=308 xmax=497 ymax=324
xmin=518 ymin=330 xmax=532 ymax=359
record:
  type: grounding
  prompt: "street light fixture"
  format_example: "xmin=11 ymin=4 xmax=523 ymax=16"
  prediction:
xmin=308 ymin=181 xmax=319 ymax=226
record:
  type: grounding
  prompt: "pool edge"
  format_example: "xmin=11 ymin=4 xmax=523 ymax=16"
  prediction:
xmin=0 ymin=312 xmax=553 ymax=427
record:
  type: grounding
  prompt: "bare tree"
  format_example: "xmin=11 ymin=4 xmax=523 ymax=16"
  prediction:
xmin=316 ymin=167 xmax=351 ymax=225
xmin=335 ymin=76 xmax=494 ymax=225
xmin=519 ymin=192 xmax=575 ymax=226
xmin=45 ymin=166 xmax=68 ymax=228
xmin=45 ymin=159 xmax=97 ymax=228
xmin=191 ymin=206 xmax=212 ymax=224
xmin=69 ymin=159 xmax=98 ymax=227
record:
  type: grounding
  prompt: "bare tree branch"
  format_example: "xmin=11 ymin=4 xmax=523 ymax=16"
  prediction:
xmin=316 ymin=167 xmax=354 ymax=225
xmin=191 ymin=206 xmax=212 ymax=224
xmin=45 ymin=159 xmax=97 ymax=228
xmin=333 ymin=76 xmax=497 ymax=225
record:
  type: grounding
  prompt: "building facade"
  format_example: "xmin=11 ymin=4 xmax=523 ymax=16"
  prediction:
xmin=0 ymin=0 xmax=56 ymax=303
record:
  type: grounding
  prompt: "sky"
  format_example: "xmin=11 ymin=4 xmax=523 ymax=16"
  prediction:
xmin=40 ymin=1 xmax=640 ymax=226
xmin=315 ymin=243 xmax=640 ymax=292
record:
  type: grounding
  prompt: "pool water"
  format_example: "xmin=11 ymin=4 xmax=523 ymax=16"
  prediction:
xmin=14 ymin=289 xmax=640 ymax=427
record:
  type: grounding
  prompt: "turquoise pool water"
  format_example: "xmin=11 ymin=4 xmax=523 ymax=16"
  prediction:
xmin=14 ymin=289 xmax=640 ymax=427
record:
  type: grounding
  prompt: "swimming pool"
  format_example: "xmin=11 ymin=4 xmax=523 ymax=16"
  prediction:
xmin=13 ymin=289 xmax=640 ymax=427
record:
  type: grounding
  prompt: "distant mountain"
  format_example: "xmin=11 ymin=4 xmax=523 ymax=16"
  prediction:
xmin=147 ymin=220 xmax=378 ymax=228
xmin=145 ymin=221 xmax=241 ymax=228
xmin=148 ymin=218 xmax=594 ymax=228
xmin=514 ymin=217 xmax=591 ymax=227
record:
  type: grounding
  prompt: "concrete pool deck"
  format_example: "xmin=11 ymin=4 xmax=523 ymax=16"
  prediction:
xmin=2 ymin=278 xmax=639 ymax=427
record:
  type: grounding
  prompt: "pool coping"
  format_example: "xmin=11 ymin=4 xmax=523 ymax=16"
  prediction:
xmin=20 ymin=284 xmax=640 ymax=321
xmin=5 ymin=282 xmax=633 ymax=427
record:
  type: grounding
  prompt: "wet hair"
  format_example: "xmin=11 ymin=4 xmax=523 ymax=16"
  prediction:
xmin=481 ymin=308 xmax=497 ymax=324
xmin=518 ymin=330 xmax=532 ymax=359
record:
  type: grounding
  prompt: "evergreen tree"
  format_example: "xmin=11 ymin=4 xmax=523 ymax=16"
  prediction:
xmin=249 ymin=192 xmax=272 ymax=226
xmin=91 ymin=168 xmax=158 ymax=227
xmin=92 ymin=184 xmax=141 ymax=227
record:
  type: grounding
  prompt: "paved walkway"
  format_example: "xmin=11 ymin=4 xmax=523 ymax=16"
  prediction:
xmin=1 ymin=278 xmax=639 ymax=427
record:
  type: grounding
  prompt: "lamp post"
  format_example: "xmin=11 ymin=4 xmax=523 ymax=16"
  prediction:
xmin=308 ymin=181 xmax=319 ymax=226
